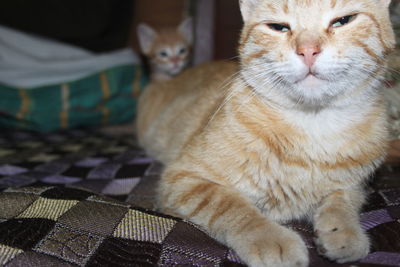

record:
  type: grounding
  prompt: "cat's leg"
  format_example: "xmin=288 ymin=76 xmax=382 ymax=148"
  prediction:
xmin=313 ymin=189 xmax=370 ymax=263
xmin=159 ymin=171 xmax=309 ymax=267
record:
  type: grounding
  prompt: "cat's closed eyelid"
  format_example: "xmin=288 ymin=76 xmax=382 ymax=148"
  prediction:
xmin=329 ymin=14 xmax=358 ymax=28
xmin=259 ymin=20 xmax=291 ymax=33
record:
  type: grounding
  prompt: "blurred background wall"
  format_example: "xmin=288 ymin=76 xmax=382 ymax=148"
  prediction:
xmin=1 ymin=1 xmax=400 ymax=64
xmin=0 ymin=0 xmax=134 ymax=53
xmin=0 ymin=0 xmax=243 ymax=63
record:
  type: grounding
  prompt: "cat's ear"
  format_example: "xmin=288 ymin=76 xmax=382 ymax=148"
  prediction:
xmin=137 ymin=23 xmax=158 ymax=55
xmin=239 ymin=0 xmax=260 ymax=21
xmin=178 ymin=17 xmax=193 ymax=45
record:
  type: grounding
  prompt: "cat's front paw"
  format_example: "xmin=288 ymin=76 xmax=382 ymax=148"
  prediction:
xmin=236 ymin=225 xmax=309 ymax=267
xmin=314 ymin=214 xmax=370 ymax=263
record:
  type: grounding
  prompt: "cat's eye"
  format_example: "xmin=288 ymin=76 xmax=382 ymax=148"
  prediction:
xmin=178 ymin=48 xmax=187 ymax=55
xmin=331 ymin=14 xmax=357 ymax=28
xmin=159 ymin=51 xmax=168 ymax=58
xmin=267 ymin=23 xmax=291 ymax=33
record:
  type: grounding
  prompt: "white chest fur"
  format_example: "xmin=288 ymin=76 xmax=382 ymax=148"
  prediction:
xmin=232 ymin=99 xmax=386 ymax=222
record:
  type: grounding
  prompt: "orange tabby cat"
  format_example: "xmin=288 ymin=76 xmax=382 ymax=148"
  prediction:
xmin=137 ymin=0 xmax=395 ymax=266
xmin=137 ymin=18 xmax=193 ymax=82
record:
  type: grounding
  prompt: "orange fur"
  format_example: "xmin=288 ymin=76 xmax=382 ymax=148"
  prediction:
xmin=137 ymin=1 xmax=395 ymax=266
xmin=137 ymin=19 xmax=193 ymax=82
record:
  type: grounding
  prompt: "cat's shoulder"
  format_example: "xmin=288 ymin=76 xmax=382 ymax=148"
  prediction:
xmin=180 ymin=60 xmax=238 ymax=79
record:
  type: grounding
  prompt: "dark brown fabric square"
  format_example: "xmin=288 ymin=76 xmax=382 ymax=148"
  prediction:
xmin=41 ymin=187 xmax=93 ymax=200
xmin=115 ymin=164 xmax=151 ymax=178
xmin=159 ymin=221 xmax=228 ymax=266
xmin=35 ymin=223 xmax=103 ymax=266
xmin=58 ymin=201 xmax=128 ymax=236
xmin=62 ymin=166 xmax=92 ymax=178
xmin=387 ymin=206 xmax=400 ymax=219
xmin=87 ymin=237 xmax=162 ymax=267
xmin=0 ymin=219 xmax=55 ymax=250
xmin=7 ymin=251 xmax=74 ymax=267
xmin=363 ymin=192 xmax=388 ymax=212
xmin=369 ymin=222 xmax=400 ymax=253
xmin=0 ymin=193 xmax=38 ymax=219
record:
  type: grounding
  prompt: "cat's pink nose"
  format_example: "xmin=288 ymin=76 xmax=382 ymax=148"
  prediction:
xmin=296 ymin=43 xmax=321 ymax=67
xmin=171 ymin=57 xmax=180 ymax=64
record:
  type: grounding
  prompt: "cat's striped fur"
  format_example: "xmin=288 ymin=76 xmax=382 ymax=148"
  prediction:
xmin=137 ymin=1 xmax=395 ymax=266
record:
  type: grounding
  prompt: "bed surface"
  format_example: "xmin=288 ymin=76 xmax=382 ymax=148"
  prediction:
xmin=0 ymin=129 xmax=399 ymax=267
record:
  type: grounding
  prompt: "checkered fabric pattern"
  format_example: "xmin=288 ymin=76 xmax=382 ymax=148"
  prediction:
xmin=0 ymin=130 xmax=399 ymax=266
xmin=0 ymin=186 xmax=240 ymax=266
xmin=0 ymin=130 xmax=156 ymax=206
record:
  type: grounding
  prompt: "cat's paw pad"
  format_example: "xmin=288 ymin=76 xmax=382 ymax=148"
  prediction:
xmin=240 ymin=227 xmax=309 ymax=267
xmin=314 ymin=224 xmax=370 ymax=263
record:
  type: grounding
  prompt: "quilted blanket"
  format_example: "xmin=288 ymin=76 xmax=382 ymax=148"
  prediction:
xmin=0 ymin=130 xmax=399 ymax=266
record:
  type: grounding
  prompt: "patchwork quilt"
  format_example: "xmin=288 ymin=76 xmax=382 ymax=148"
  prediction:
xmin=0 ymin=130 xmax=399 ymax=266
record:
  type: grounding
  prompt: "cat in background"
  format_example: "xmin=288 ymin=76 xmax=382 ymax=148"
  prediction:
xmin=137 ymin=18 xmax=193 ymax=82
xmin=137 ymin=0 xmax=395 ymax=266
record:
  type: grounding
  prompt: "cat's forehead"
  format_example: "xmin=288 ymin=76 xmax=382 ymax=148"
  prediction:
xmin=255 ymin=0 xmax=375 ymax=22
xmin=260 ymin=0 xmax=371 ymax=10
xmin=155 ymin=29 xmax=188 ymax=46
xmin=243 ymin=0 xmax=387 ymax=32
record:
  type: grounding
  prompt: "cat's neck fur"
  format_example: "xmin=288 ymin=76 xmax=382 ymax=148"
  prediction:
xmin=233 ymin=72 xmax=386 ymax=139
xmin=151 ymin=70 xmax=173 ymax=82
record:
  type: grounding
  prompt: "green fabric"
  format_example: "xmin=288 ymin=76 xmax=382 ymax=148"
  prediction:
xmin=0 ymin=64 xmax=147 ymax=132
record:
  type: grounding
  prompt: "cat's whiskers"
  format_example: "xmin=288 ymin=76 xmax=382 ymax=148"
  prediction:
xmin=203 ymin=71 xmax=244 ymax=130
xmin=205 ymin=60 xmax=286 ymax=130
xmin=236 ymin=70 xmax=287 ymax=112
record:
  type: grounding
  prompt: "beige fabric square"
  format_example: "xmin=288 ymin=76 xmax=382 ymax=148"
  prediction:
xmin=58 ymin=201 xmax=129 ymax=236
xmin=113 ymin=210 xmax=176 ymax=243
xmin=0 ymin=245 xmax=23 ymax=265
xmin=17 ymin=198 xmax=78 ymax=220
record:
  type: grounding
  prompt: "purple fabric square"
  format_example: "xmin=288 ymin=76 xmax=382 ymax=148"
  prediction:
xmin=87 ymin=163 xmax=122 ymax=179
xmin=128 ymin=157 xmax=154 ymax=165
xmin=0 ymin=175 xmax=35 ymax=188
xmin=113 ymin=152 xmax=139 ymax=163
xmin=0 ymin=165 xmax=28 ymax=176
xmin=41 ymin=174 xmax=82 ymax=185
xmin=22 ymin=171 xmax=50 ymax=180
xmin=361 ymin=209 xmax=395 ymax=230
xmin=361 ymin=252 xmax=400 ymax=266
xmin=75 ymin=158 xmax=108 ymax=168
xmin=35 ymin=163 xmax=70 ymax=174
xmin=101 ymin=178 xmax=140 ymax=196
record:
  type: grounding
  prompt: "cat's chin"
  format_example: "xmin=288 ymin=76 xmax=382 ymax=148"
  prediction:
xmin=295 ymin=74 xmax=326 ymax=89
xmin=167 ymin=66 xmax=185 ymax=76
xmin=289 ymin=74 xmax=335 ymax=108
